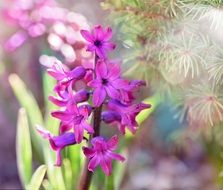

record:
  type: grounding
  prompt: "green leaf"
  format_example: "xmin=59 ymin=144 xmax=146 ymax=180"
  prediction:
xmin=28 ymin=165 xmax=47 ymax=190
xmin=136 ymin=94 xmax=161 ymax=125
xmin=113 ymin=149 xmax=128 ymax=190
xmin=42 ymin=72 xmax=59 ymax=134
xmin=105 ymin=174 xmax=114 ymax=190
xmin=16 ymin=108 xmax=32 ymax=187
xmin=9 ymin=74 xmax=44 ymax=155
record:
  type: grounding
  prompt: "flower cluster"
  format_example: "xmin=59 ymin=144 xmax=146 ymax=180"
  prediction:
xmin=3 ymin=0 xmax=92 ymax=66
xmin=38 ymin=25 xmax=151 ymax=175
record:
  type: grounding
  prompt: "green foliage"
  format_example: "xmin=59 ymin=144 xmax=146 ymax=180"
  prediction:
xmin=16 ymin=108 xmax=32 ymax=187
xmin=102 ymin=0 xmax=223 ymax=127
xmin=28 ymin=165 xmax=47 ymax=190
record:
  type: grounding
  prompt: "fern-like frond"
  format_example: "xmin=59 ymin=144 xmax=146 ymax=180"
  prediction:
xmin=207 ymin=46 xmax=223 ymax=84
xmin=159 ymin=31 xmax=207 ymax=78
xmin=186 ymin=82 xmax=223 ymax=126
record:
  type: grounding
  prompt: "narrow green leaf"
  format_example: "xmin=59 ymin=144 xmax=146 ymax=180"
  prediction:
xmin=42 ymin=72 xmax=59 ymax=134
xmin=16 ymin=108 xmax=32 ymax=187
xmin=29 ymin=165 xmax=47 ymax=190
xmin=105 ymin=174 xmax=114 ymax=190
xmin=114 ymin=149 xmax=128 ymax=190
xmin=136 ymin=94 xmax=161 ymax=125
xmin=9 ymin=74 xmax=44 ymax=155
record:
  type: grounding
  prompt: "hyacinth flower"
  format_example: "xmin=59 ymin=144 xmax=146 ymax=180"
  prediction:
xmin=52 ymin=102 xmax=93 ymax=143
xmin=80 ymin=25 xmax=116 ymax=59
xmin=104 ymin=99 xmax=151 ymax=134
xmin=37 ymin=125 xmax=76 ymax=166
xmin=88 ymin=60 xmax=128 ymax=106
xmin=83 ymin=135 xmax=125 ymax=176
xmin=37 ymin=25 xmax=150 ymax=190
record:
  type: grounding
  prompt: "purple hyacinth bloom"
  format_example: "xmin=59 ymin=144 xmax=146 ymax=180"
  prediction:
xmin=83 ymin=135 xmax=125 ymax=176
xmin=80 ymin=25 xmax=116 ymax=58
xmin=47 ymin=60 xmax=86 ymax=84
xmin=51 ymin=103 xmax=93 ymax=143
xmin=88 ymin=60 xmax=128 ymax=107
xmin=107 ymin=99 xmax=151 ymax=134
xmin=37 ymin=126 xmax=76 ymax=166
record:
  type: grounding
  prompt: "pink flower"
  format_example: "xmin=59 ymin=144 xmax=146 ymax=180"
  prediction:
xmin=88 ymin=60 xmax=128 ymax=107
xmin=83 ymin=135 xmax=125 ymax=176
xmin=107 ymin=99 xmax=151 ymax=134
xmin=51 ymin=103 xmax=93 ymax=143
xmin=37 ymin=126 xmax=76 ymax=166
xmin=80 ymin=25 xmax=116 ymax=58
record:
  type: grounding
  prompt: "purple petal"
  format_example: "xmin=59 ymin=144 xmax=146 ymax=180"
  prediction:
xmin=111 ymin=79 xmax=129 ymax=89
xmin=104 ymin=27 xmax=113 ymax=41
xmin=59 ymin=124 xmax=72 ymax=134
xmin=93 ymin=25 xmax=103 ymax=40
xmin=51 ymin=111 xmax=72 ymax=121
xmin=83 ymin=147 xmax=96 ymax=158
xmin=95 ymin=47 xmax=106 ymax=59
xmin=82 ymin=122 xmax=94 ymax=134
xmin=107 ymin=64 xmax=121 ymax=80
xmin=107 ymin=135 xmax=118 ymax=150
xmin=86 ymin=44 xmax=96 ymax=51
xmin=36 ymin=125 xmax=52 ymax=139
xmin=88 ymin=156 xmax=100 ymax=172
xmin=96 ymin=60 xmax=107 ymax=78
xmin=92 ymin=88 xmax=106 ymax=107
xmin=109 ymin=152 xmax=125 ymax=162
xmin=48 ymin=96 xmax=67 ymax=107
xmin=80 ymin=30 xmax=94 ymax=42
xmin=88 ymin=79 xmax=102 ymax=88
xmin=105 ymin=85 xmax=120 ymax=99
xmin=52 ymin=133 xmax=76 ymax=148
xmin=74 ymin=125 xmax=84 ymax=143
xmin=100 ymin=156 xmax=112 ymax=176
xmin=101 ymin=111 xmax=121 ymax=123
xmin=103 ymin=42 xmax=116 ymax=50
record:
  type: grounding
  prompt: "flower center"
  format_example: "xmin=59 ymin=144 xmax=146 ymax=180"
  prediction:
xmin=94 ymin=40 xmax=102 ymax=47
xmin=102 ymin=78 xmax=108 ymax=85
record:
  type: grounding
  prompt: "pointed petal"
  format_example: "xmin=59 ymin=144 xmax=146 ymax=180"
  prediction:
xmin=80 ymin=30 xmax=94 ymax=42
xmin=107 ymin=135 xmax=118 ymax=150
xmin=111 ymin=79 xmax=129 ymax=89
xmin=92 ymin=88 xmax=106 ymax=107
xmin=104 ymin=27 xmax=113 ymax=41
xmin=82 ymin=122 xmax=94 ymax=134
xmin=88 ymin=156 xmax=100 ymax=172
xmin=48 ymin=96 xmax=67 ymax=107
xmin=86 ymin=44 xmax=96 ymax=51
xmin=95 ymin=47 xmax=106 ymax=59
xmin=93 ymin=25 xmax=103 ymax=40
xmin=107 ymin=64 xmax=121 ymax=80
xmin=83 ymin=147 xmax=96 ymax=158
xmin=51 ymin=111 xmax=72 ymax=121
xmin=105 ymin=85 xmax=120 ymax=99
xmin=88 ymin=79 xmax=101 ymax=88
xmin=96 ymin=60 xmax=108 ymax=78
xmin=103 ymin=42 xmax=116 ymax=50
xmin=74 ymin=125 xmax=84 ymax=143
xmin=109 ymin=152 xmax=125 ymax=162
xmin=100 ymin=156 xmax=112 ymax=176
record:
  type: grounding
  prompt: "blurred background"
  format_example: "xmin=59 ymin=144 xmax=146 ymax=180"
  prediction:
xmin=1 ymin=0 xmax=223 ymax=189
